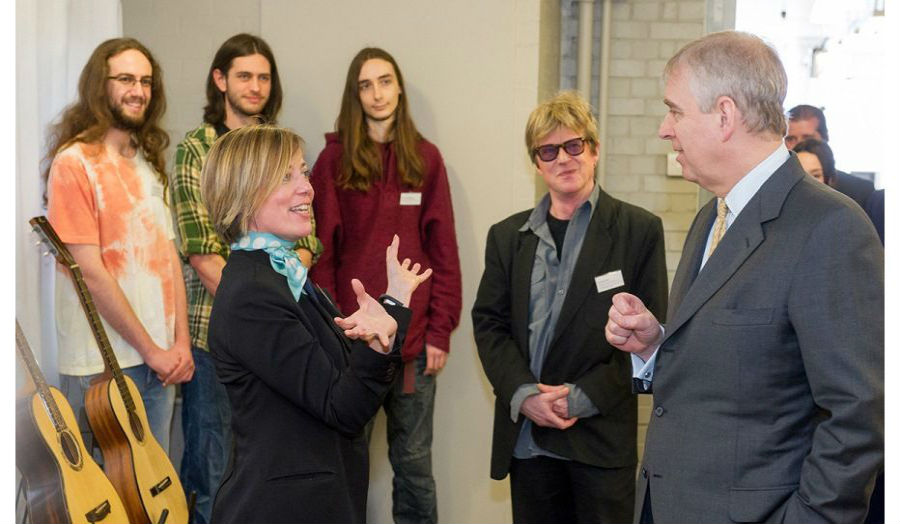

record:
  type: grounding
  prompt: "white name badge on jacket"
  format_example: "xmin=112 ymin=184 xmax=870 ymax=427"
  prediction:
xmin=594 ymin=270 xmax=625 ymax=293
xmin=400 ymin=192 xmax=422 ymax=206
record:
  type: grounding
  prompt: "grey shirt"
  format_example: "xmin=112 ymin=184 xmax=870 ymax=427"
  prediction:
xmin=511 ymin=183 xmax=601 ymax=460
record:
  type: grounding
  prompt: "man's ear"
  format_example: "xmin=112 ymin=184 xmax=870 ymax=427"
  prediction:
xmin=717 ymin=95 xmax=739 ymax=141
xmin=213 ymin=68 xmax=227 ymax=93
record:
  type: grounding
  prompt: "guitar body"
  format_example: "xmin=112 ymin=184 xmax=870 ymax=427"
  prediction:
xmin=16 ymin=389 xmax=130 ymax=524
xmin=86 ymin=376 xmax=188 ymax=524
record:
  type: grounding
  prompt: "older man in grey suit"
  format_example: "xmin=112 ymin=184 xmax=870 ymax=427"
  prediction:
xmin=606 ymin=31 xmax=883 ymax=524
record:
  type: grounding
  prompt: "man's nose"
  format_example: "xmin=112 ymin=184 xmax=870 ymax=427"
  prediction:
xmin=658 ymin=115 xmax=673 ymax=139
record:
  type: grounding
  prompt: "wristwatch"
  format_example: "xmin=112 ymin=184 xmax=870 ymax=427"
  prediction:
xmin=378 ymin=294 xmax=405 ymax=307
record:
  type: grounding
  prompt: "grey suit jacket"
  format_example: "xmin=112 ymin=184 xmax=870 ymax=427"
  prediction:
xmin=639 ymin=155 xmax=883 ymax=524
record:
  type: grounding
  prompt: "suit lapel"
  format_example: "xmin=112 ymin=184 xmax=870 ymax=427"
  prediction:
xmin=665 ymin=208 xmax=765 ymax=337
xmin=666 ymin=200 xmax=715 ymax=322
xmin=511 ymin=231 xmax=538 ymax=357
xmin=664 ymin=156 xmax=806 ymax=340
xmin=303 ymin=284 xmax=352 ymax=355
xmin=550 ymin=192 xmax=615 ymax=347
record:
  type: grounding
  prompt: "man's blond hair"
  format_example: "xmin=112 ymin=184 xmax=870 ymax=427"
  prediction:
xmin=525 ymin=91 xmax=599 ymax=164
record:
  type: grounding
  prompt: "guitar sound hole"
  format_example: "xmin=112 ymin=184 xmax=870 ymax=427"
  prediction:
xmin=128 ymin=410 xmax=145 ymax=443
xmin=59 ymin=430 xmax=83 ymax=470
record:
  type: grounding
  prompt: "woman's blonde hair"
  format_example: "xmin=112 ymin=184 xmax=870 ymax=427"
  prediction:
xmin=525 ymin=90 xmax=599 ymax=164
xmin=201 ymin=124 xmax=303 ymax=243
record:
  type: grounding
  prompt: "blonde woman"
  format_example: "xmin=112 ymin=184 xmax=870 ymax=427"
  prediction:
xmin=201 ymin=124 xmax=431 ymax=523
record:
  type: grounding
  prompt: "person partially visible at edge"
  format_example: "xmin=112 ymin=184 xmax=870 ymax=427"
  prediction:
xmin=170 ymin=33 xmax=322 ymax=524
xmin=203 ymin=124 xmax=432 ymax=523
xmin=309 ymin=47 xmax=462 ymax=524
xmin=472 ymin=90 xmax=668 ymax=524
xmin=44 ymin=37 xmax=194 ymax=455
xmin=793 ymin=138 xmax=835 ymax=185
xmin=606 ymin=31 xmax=883 ymax=524
xmin=785 ymin=104 xmax=874 ymax=207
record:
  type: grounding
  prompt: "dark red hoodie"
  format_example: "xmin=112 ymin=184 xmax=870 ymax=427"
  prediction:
xmin=310 ymin=133 xmax=462 ymax=364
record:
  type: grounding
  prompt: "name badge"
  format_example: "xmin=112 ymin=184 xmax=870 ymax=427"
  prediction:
xmin=400 ymin=192 xmax=422 ymax=206
xmin=594 ymin=270 xmax=625 ymax=293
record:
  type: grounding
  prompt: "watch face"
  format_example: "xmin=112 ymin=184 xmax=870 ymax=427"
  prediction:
xmin=380 ymin=295 xmax=401 ymax=306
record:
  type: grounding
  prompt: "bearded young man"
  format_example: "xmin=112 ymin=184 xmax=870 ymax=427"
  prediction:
xmin=44 ymin=38 xmax=194 ymax=458
xmin=169 ymin=33 xmax=322 ymax=524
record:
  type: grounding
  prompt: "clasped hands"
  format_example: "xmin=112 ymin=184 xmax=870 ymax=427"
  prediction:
xmin=521 ymin=383 xmax=578 ymax=430
xmin=333 ymin=235 xmax=432 ymax=353
xmin=522 ymin=292 xmax=664 ymax=430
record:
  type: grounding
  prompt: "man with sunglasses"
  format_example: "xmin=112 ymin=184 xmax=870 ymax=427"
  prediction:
xmin=472 ymin=91 xmax=668 ymax=523
xmin=44 ymin=38 xmax=193 ymax=459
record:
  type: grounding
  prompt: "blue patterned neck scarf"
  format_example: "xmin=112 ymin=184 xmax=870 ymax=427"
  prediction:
xmin=231 ymin=232 xmax=308 ymax=301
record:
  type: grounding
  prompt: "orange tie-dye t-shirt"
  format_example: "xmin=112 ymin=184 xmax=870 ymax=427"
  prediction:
xmin=48 ymin=142 xmax=177 ymax=376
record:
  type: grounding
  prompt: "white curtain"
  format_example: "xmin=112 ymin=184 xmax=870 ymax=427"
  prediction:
xmin=16 ymin=0 xmax=122 ymax=388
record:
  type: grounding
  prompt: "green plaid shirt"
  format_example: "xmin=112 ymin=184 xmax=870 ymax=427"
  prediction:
xmin=171 ymin=122 xmax=322 ymax=350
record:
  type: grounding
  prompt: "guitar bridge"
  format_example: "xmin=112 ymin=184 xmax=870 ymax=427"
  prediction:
xmin=85 ymin=500 xmax=111 ymax=522
xmin=150 ymin=476 xmax=172 ymax=496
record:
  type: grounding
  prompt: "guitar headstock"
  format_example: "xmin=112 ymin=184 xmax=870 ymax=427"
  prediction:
xmin=29 ymin=216 xmax=77 ymax=270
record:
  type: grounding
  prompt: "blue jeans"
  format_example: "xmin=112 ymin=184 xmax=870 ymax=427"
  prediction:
xmin=60 ymin=363 xmax=176 ymax=457
xmin=180 ymin=347 xmax=232 ymax=524
xmin=373 ymin=350 xmax=438 ymax=524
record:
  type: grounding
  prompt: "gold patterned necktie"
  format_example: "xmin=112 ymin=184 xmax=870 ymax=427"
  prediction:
xmin=708 ymin=198 xmax=729 ymax=257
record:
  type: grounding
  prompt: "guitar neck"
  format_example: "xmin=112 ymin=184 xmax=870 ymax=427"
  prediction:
xmin=69 ymin=266 xmax=137 ymax=413
xmin=15 ymin=321 xmax=67 ymax=433
xmin=29 ymin=215 xmax=137 ymax=413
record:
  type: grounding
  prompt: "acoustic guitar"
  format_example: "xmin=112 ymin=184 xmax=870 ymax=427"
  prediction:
xmin=31 ymin=216 xmax=188 ymax=524
xmin=15 ymin=320 xmax=130 ymax=524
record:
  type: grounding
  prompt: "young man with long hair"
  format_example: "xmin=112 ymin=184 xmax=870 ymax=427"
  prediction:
xmin=44 ymin=38 xmax=194 ymax=456
xmin=170 ymin=33 xmax=321 ymax=524
xmin=310 ymin=47 xmax=462 ymax=524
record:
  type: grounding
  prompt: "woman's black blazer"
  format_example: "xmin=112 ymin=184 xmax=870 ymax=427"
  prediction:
xmin=208 ymin=250 xmax=407 ymax=524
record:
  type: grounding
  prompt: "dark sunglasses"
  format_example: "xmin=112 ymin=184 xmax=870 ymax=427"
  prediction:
xmin=532 ymin=137 xmax=590 ymax=162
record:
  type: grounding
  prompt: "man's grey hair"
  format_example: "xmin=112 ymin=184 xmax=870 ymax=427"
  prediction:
xmin=664 ymin=31 xmax=788 ymax=137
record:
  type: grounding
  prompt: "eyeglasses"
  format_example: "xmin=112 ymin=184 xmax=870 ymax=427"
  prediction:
xmin=533 ymin=137 xmax=590 ymax=162
xmin=107 ymin=74 xmax=153 ymax=89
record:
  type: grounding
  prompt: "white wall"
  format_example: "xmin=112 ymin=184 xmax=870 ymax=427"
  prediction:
xmin=260 ymin=2 xmax=541 ymax=521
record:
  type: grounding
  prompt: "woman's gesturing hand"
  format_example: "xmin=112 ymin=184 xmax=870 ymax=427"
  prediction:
xmin=334 ymin=278 xmax=399 ymax=353
xmin=385 ymin=235 xmax=433 ymax=305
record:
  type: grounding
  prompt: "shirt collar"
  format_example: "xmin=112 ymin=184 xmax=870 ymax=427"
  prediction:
xmin=519 ymin=182 xmax=600 ymax=232
xmin=723 ymin=143 xmax=789 ymax=221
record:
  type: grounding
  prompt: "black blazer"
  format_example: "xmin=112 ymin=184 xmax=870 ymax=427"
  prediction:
xmin=208 ymin=250 xmax=407 ymax=524
xmin=472 ymin=188 xmax=668 ymax=479
xmin=831 ymin=170 xmax=874 ymax=208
